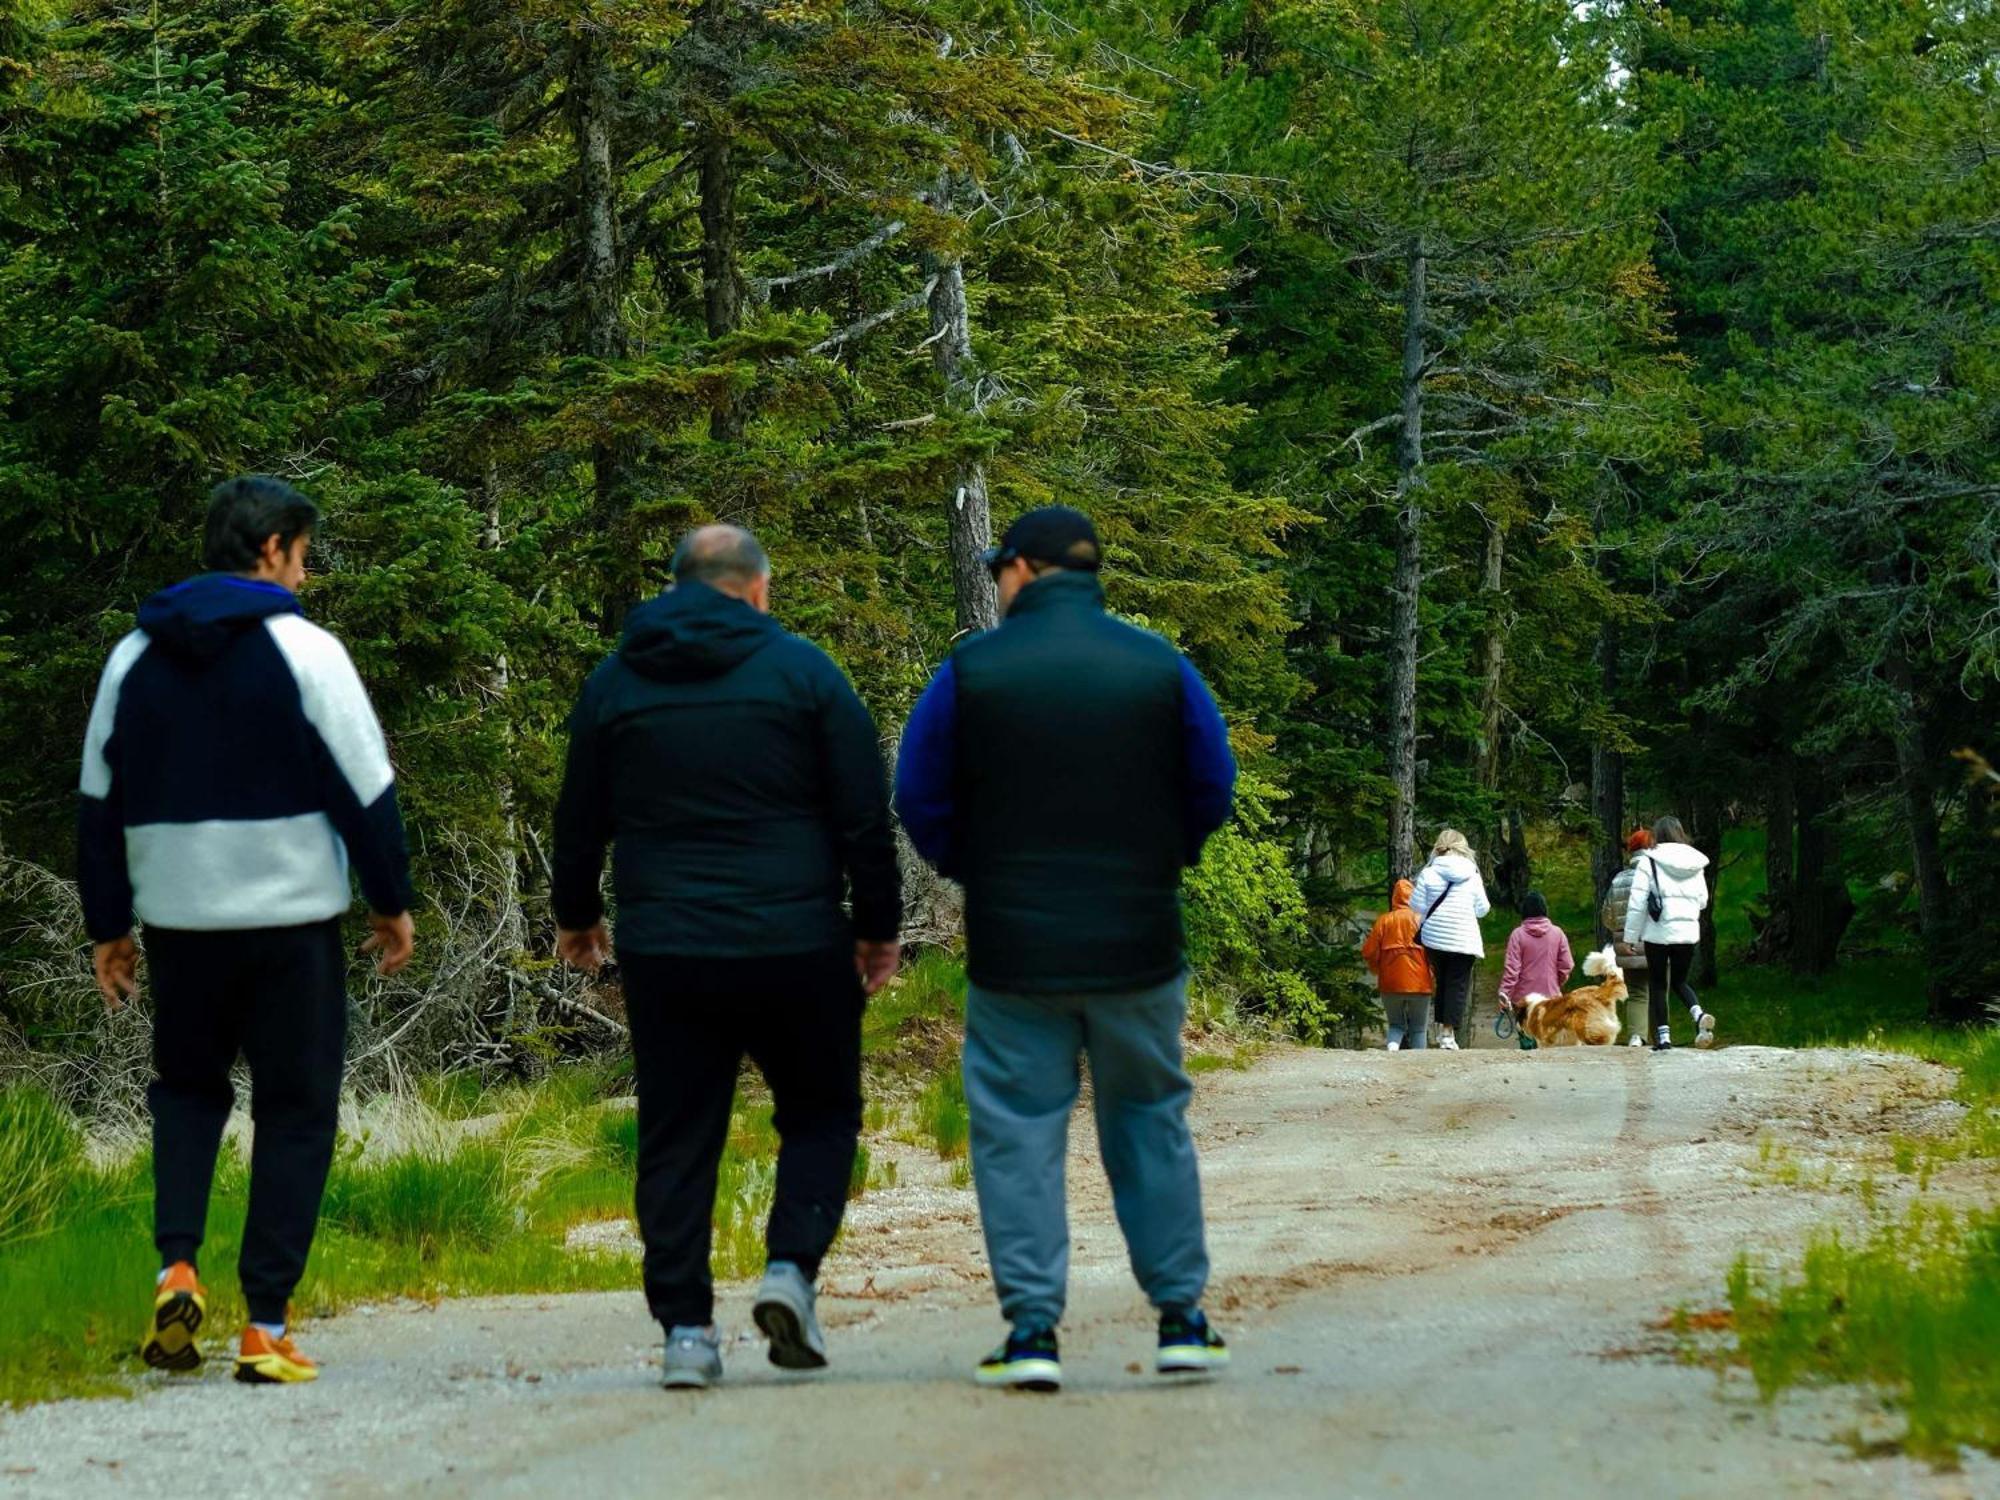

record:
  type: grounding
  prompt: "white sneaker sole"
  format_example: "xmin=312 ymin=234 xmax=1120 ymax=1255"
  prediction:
xmin=1157 ymin=1346 xmax=1230 ymax=1375
xmin=1695 ymin=1014 xmax=1717 ymax=1048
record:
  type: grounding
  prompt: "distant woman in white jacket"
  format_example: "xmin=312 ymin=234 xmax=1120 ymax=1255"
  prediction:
xmin=1408 ymin=829 xmax=1491 ymax=1051
xmin=1622 ymin=816 xmax=1718 ymax=1052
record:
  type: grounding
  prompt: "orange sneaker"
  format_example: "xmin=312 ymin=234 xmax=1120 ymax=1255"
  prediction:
xmin=140 ymin=1262 xmax=207 ymax=1373
xmin=234 ymin=1323 xmax=318 ymax=1385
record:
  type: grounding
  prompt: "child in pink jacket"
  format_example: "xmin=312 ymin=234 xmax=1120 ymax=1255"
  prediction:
xmin=1499 ymin=890 xmax=1574 ymax=1011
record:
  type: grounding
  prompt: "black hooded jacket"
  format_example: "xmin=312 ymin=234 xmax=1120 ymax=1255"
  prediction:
xmin=551 ymin=581 xmax=900 ymax=957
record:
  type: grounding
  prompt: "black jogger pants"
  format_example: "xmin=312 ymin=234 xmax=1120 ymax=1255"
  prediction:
xmin=1426 ymin=949 xmax=1477 ymax=1032
xmin=619 ymin=947 xmax=864 ymax=1329
xmin=146 ymin=920 xmax=347 ymax=1325
xmin=1644 ymin=942 xmax=1699 ymax=1037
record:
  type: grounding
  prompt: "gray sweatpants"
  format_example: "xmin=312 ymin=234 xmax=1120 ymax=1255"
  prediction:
xmin=962 ymin=973 xmax=1210 ymax=1332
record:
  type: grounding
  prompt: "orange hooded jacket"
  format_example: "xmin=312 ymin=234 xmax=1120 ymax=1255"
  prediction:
xmin=1361 ymin=879 xmax=1435 ymax=995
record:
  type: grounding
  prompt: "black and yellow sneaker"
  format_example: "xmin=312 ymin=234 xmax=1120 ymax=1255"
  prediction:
xmin=140 ymin=1262 xmax=207 ymax=1374
xmin=234 ymin=1324 xmax=318 ymax=1384
xmin=975 ymin=1326 xmax=1061 ymax=1392
xmin=1156 ymin=1308 xmax=1229 ymax=1375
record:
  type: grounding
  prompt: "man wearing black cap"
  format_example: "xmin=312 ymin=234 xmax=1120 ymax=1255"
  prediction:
xmin=895 ymin=505 xmax=1237 ymax=1391
xmin=552 ymin=524 xmax=902 ymax=1389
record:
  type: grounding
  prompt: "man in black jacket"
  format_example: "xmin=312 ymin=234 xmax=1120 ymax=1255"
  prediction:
xmin=895 ymin=506 xmax=1237 ymax=1392
xmin=552 ymin=525 xmax=900 ymax=1389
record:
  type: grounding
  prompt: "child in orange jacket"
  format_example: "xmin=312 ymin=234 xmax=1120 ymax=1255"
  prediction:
xmin=1362 ymin=878 xmax=1436 ymax=1050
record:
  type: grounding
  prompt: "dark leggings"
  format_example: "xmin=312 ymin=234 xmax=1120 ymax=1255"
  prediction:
xmin=1644 ymin=943 xmax=1699 ymax=1036
xmin=1426 ymin=949 xmax=1477 ymax=1032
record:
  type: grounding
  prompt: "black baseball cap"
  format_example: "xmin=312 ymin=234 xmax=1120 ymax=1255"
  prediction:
xmin=980 ymin=505 xmax=1102 ymax=575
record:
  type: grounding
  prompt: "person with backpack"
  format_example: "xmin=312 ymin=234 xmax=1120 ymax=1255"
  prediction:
xmin=1361 ymin=879 xmax=1434 ymax=1050
xmin=1599 ymin=828 xmax=1655 ymax=1046
xmin=1498 ymin=890 xmax=1574 ymax=1015
xmin=78 ymin=476 xmax=416 ymax=1386
xmin=1622 ymin=815 xmax=1718 ymax=1051
xmin=1407 ymin=829 xmax=1491 ymax=1051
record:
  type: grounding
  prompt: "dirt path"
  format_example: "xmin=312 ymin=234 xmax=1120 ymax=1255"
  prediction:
xmin=5 ymin=1046 xmax=1996 ymax=1500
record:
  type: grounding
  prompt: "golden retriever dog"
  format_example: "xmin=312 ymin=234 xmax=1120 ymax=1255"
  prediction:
xmin=1518 ymin=946 xmax=1626 ymax=1047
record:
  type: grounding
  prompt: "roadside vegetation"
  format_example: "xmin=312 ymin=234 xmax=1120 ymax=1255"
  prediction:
xmin=1726 ymin=1027 xmax=1999 ymax=1462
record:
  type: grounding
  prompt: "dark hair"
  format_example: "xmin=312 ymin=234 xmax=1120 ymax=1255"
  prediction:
xmin=672 ymin=524 xmax=770 ymax=587
xmin=1520 ymin=890 xmax=1549 ymax=920
xmin=204 ymin=476 xmax=319 ymax=572
xmin=1652 ymin=815 xmax=1687 ymax=845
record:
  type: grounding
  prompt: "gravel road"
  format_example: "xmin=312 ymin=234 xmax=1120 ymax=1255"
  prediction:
xmin=4 ymin=1044 xmax=1996 ymax=1500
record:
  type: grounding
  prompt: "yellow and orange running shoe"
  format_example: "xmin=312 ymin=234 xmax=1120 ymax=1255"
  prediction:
xmin=234 ymin=1323 xmax=319 ymax=1384
xmin=140 ymin=1262 xmax=208 ymax=1373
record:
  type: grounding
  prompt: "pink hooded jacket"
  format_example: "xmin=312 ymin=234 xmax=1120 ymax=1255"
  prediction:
xmin=1499 ymin=917 xmax=1574 ymax=1004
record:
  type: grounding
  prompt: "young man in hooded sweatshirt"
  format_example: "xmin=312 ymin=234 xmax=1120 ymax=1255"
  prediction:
xmin=78 ymin=476 xmax=416 ymax=1385
xmin=551 ymin=525 xmax=901 ymax=1389
xmin=1622 ymin=815 xmax=1718 ymax=1051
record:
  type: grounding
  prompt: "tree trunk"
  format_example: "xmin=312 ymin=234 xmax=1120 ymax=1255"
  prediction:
xmin=1764 ymin=749 xmax=1795 ymax=908
xmin=1690 ymin=780 xmax=1722 ymax=988
xmin=698 ymin=130 xmax=744 ymax=444
xmin=1475 ymin=512 xmax=1508 ymax=891
xmin=481 ymin=464 xmax=528 ymax=1025
xmin=1790 ymin=764 xmax=1854 ymax=975
xmin=1385 ymin=237 xmax=1426 ymax=882
xmin=921 ymin=179 xmax=997 ymax=635
xmin=1886 ymin=649 xmax=1954 ymax=1018
xmin=1590 ymin=619 xmax=1623 ymax=940
xmin=568 ymin=17 xmax=634 ymax=627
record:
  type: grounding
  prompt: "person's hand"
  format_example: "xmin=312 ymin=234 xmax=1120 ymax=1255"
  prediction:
xmin=854 ymin=939 xmax=900 ymax=997
xmin=361 ymin=911 xmax=416 ymax=976
xmin=558 ymin=922 xmax=611 ymax=974
xmin=94 ymin=935 xmax=140 ymax=1010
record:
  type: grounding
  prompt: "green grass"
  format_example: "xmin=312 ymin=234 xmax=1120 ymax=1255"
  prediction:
xmin=1728 ymin=1204 xmax=2000 ymax=1461
xmin=0 ymin=1070 xmax=795 ymax=1407
xmin=863 ymin=948 xmax=966 ymax=1058
xmin=915 ymin=1065 xmax=970 ymax=1160
xmin=1726 ymin=1024 xmax=1999 ymax=1459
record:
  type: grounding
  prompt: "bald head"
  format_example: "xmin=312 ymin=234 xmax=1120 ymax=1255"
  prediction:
xmin=673 ymin=524 xmax=771 ymax=602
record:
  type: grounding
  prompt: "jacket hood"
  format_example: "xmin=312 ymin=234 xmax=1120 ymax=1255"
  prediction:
xmin=1519 ymin=916 xmax=1553 ymax=936
xmin=1648 ymin=842 xmax=1710 ymax=878
xmin=619 ymin=580 xmax=781 ymax=682
xmin=136 ymin=573 xmax=301 ymax=662
xmin=1391 ymin=878 xmax=1414 ymax=910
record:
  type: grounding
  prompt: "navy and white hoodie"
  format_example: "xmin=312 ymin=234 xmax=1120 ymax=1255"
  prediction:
xmin=77 ymin=574 xmax=413 ymax=942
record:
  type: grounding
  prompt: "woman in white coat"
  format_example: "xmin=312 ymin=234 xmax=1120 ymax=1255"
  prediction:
xmin=1408 ymin=828 xmax=1491 ymax=1051
xmin=1622 ymin=815 xmax=1719 ymax=1051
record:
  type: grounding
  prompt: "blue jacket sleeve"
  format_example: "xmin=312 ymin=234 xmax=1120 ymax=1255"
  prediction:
xmin=1179 ymin=656 xmax=1236 ymax=865
xmin=893 ymin=659 xmax=961 ymax=877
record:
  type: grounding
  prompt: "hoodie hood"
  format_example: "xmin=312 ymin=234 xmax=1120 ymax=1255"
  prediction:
xmin=137 ymin=573 xmax=302 ymax=662
xmin=619 ymin=580 xmax=781 ymax=682
xmin=1391 ymin=878 xmax=1414 ymax=911
xmin=1649 ymin=842 xmax=1710 ymax=878
xmin=1519 ymin=916 xmax=1553 ymax=936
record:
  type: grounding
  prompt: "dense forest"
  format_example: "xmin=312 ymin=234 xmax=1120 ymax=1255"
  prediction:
xmin=2 ymin=0 xmax=1996 ymax=1069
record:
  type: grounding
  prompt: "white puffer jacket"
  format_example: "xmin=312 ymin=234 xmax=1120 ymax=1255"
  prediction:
xmin=1408 ymin=852 xmax=1491 ymax=958
xmin=1622 ymin=842 xmax=1711 ymax=948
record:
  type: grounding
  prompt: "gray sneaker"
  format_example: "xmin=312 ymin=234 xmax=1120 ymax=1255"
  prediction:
xmin=752 ymin=1261 xmax=828 ymax=1370
xmin=661 ymin=1325 xmax=722 ymax=1389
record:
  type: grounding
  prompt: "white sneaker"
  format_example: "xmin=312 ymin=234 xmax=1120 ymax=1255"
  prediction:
xmin=1386 ymin=1040 xmax=1401 ymax=1051
xmin=1695 ymin=1012 xmax=1717 ymax=1048
xmin=1627 ymin=1034 xmax=1646 ymax=1048
xmin=1437 ymin=1033 xmax=1460 ymax=1051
